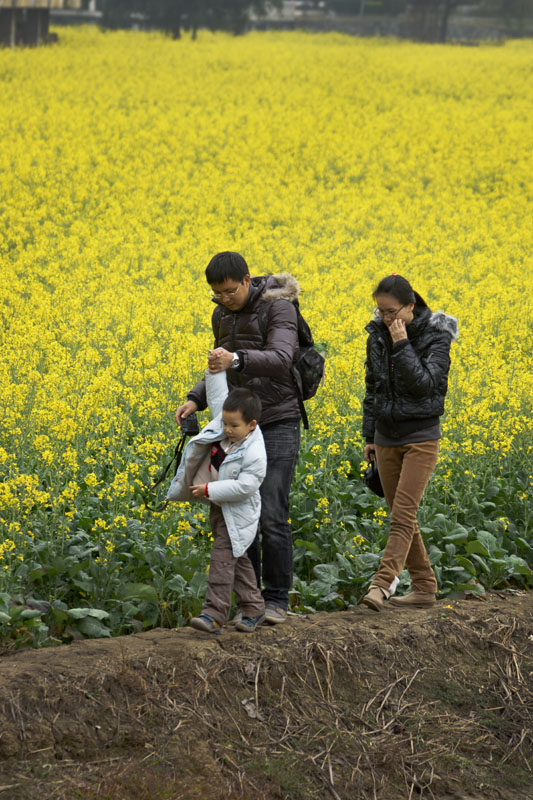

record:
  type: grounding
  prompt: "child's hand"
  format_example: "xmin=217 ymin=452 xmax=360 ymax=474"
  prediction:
xmin=208 ymin=347 xmax=233 ymax=372
xmin=190 ymin=484 xmax=207 ymax=499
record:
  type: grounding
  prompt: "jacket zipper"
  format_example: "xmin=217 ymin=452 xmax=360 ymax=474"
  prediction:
xmin=377 ymin=335 xmax=393 ymax=388
xmin=231 ymin=313 xmax=243 ymax=386
xmin=380 ymin=334 xmax=396 ymax=420
xmin=231 ymin=314 xmax=237 ymax=351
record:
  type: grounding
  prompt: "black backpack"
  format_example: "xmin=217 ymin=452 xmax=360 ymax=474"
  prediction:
xmin=213 ymin=296 xmax=325 ymax=429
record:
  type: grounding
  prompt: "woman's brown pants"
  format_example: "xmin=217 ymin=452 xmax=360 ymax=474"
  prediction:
xmin=374 ymin=440 xmax=439 ymax=594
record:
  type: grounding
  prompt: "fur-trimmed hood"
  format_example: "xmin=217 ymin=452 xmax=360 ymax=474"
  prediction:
xmin=259 ymin=272 xmax=300 ymax=304
xmin=427 ymin=311 xmax=459 ymax=341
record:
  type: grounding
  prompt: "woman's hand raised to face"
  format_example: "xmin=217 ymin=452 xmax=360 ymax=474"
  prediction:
xmin=389 ymin=318 xmax=408 ymax=343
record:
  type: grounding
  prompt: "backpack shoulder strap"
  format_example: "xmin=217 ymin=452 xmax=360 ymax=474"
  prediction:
xmin=257 ymin=300 xmax=270 ymax=343
xmin=293 ymin=298 xmax=314 ymax=347
xmin=258 ymin=297 xmax=310 ymax=345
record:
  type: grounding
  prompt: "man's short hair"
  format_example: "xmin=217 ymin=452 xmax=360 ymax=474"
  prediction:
xmin=223 ymin=388 xmax=261 ymax=423
xmin=205 ymin=252 xmax=250 ymax=285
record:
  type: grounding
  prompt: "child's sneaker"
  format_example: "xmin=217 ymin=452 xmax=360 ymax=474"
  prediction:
xmin=235 ymin=613 xmax=266 ymax=633
xmin=189 ymin=613 xmax=221 ymax=634
xmin=230 ymin=609 xmax=243 ymax=625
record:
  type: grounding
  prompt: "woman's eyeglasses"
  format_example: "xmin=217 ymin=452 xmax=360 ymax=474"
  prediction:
xmin=375 ymin=304 xmax=406 ymax=319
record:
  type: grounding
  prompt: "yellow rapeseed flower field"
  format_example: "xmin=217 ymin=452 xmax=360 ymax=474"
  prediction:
xmin=0 ymin=28 xmax=531 ymax=633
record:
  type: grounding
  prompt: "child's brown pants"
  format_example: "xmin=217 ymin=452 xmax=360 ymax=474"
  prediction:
xmin=202 ymin=504 xmax=265 ymax=625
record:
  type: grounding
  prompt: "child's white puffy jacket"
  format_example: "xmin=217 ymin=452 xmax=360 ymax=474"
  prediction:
xmin=166 ymin=371 xmax=267 ymax=558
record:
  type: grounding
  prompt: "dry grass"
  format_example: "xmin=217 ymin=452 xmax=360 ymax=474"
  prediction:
xmin=0 ymin=593 xmax=531 ymax=799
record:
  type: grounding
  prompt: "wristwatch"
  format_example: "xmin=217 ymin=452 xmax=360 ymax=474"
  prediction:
xmin=230 ymin=352 xmax=242 ymax=370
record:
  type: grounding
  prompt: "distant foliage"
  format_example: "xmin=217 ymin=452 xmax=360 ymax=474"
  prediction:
xmin=100 ymin=0 xmax=282 ymax=36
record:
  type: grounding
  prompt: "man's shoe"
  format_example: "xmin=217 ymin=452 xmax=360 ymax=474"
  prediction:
xmin=230 ymin=610 xmax=243 ymax=625
xmin=389 ymin=591 xmax=436 ymax=608
xmin=264 ymin=604 xmax=288 ymax=624
xmin=189 ymin=613 xmax=221 ymax=634
xmin=235 ymin=613 xmax=266 ymax=633
xmin=362 ymin=585 xmax=389 ymax=612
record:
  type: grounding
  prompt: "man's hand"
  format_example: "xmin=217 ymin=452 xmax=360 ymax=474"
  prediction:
xmin=175 ymin=400 xmax=198 ymax=426
xmin=190 ymin=484 xmax=207 ymax=499
xmin=208 ymin=347 xmax=234 ymax=373
xmin=389 ymin=318 xmax=408 ymax=343
xmin=364 ymin=444 xmax=376 ymax=462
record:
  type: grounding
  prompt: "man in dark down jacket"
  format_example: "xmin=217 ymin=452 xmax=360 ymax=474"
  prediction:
xmin=175 ymin=251 xmax=301 ymax=623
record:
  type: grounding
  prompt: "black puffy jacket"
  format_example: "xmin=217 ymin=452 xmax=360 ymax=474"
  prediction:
xmin=188 ymin=273 xmax=301 ymax=427
xmin=362 ymin=306 xmax=458 ymax=442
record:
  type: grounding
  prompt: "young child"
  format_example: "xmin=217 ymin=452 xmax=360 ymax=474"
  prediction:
xmin=166 ymin=369 xmax=266 ymax=634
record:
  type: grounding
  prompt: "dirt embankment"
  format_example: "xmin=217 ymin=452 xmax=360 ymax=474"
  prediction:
xmin=0 ymin=592 xmax=532 ymax=800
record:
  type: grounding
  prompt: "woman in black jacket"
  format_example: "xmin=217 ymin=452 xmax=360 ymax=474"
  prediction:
xmin=362 ymin=274 xmax=458 ymax=611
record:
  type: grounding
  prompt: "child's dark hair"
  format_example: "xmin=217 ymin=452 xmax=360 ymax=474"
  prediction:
xmin=223 ymin=388 xmax=262 ymax=423
xmin=206 ymin=252 xmax=250 ymax=285
xmin=373 ymin=274 xmax=429 ymax=309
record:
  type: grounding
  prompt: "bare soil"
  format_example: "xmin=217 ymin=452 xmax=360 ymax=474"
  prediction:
xmin=0 ymin=592 xmax=532 ymax=800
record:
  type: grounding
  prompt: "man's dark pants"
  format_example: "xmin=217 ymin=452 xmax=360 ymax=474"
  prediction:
xmin=248 ymin=419 xmax=301 ymax=610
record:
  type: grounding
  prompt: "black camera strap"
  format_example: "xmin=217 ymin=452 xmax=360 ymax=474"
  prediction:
xmin=290 ymin=368 xmax=309 ymax=430
xmin=144 ymin=413 xmax=200 ymax=513
xmin=144 ymin=435 xmax=187 ymax=513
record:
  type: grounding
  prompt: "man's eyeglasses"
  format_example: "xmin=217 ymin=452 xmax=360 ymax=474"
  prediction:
xmin=211 ymin=280 xmax=244 ymax=300
xmin=375 ymin=304 xmax=406 ymax=319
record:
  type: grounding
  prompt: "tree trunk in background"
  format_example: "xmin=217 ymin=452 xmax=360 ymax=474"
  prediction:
xmin=410 ymin=0 xmax=441 ymax=42
xmin=26 ymin=9 xmax=45 ymax=46
xmin=171 ymin=0 xmax=182 ymax=39
xmin=191 ymin=0 xmax=204 ymax=39
xmin=0 ymin=9 xmax=16 ymax=47
xmin=438 ymin=0 xmax=457 ymax=43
